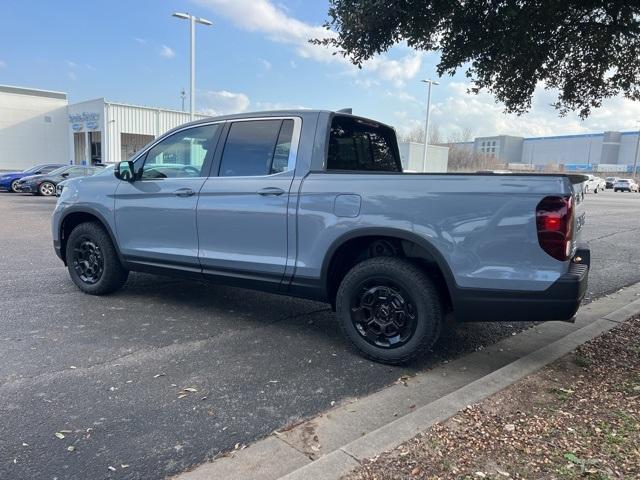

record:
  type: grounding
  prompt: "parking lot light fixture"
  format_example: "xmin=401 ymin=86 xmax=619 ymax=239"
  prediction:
xmin=172 ymin=12 xmax=213 ymax=120
xmin=421 ymin=79 xmax=439 ymax=172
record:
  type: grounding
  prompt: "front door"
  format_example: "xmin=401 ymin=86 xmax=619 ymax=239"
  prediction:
xmin=197 ymin=118 xmax=300 ymax=289
xmin=114 ymin=123 xmax=222 ymax=272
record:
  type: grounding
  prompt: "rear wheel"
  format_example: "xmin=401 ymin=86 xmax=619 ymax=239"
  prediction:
xmin=66 ymin=222 xmax=128 ymax=295
xmin=38 ymin=182 xmax=56 ymax=196
xmin=336 ymin=257 xmax=443 ymax=364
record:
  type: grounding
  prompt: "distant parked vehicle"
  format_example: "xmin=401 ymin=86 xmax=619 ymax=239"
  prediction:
xmin=613 ymin=178 xmax=639 ymax=192
xmin=56 ymin=165 xmax=114 ymax=196
xmin=16 ymin=165 xmax=104 ymax=196
xmin=584 ymin=175 xmax=606 ymax=193
xmin=605 ymin=177 xmax=618 ymax=189
xmin=0 ymin=164 xmax=65 ymax=193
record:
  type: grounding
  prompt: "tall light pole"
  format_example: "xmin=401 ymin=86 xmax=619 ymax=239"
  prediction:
xmin=172 ymin=12 xmax=213 ymax=120
xmin=421 ymin=79 xmax=439 ymax=172
xmin=180 ymin=88 xmax=186 ymax=112
xmin=633 ymin=121 xmax=640 ymax=180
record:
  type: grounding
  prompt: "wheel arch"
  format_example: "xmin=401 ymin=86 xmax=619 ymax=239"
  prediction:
xmin=321 ymin=228 xmax=457 ymax=310
xmin=59 ymin=208 xmax=123 ymax=265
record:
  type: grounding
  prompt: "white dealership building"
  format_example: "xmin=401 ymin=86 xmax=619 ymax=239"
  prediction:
xmin=0 ymin=85 xmax=207 ymax=171
xmin=0 ymin=83 xmax=448 ymax=172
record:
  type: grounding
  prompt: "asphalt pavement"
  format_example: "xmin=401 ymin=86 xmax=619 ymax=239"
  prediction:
xmin=0 ymin=189 xmax=638 ymax=479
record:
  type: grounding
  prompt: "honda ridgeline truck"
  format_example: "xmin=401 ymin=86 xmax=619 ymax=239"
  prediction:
xmin=53 ymin=110 xmax=589 ymax=364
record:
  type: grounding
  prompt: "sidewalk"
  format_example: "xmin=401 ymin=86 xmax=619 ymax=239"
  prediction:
xmin=175 ymin=283 xmax=640 ymax=480
xmin=347 ymin=317 xmax=639 ymax=479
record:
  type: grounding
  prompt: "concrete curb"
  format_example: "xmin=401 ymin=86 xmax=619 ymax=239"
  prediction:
xmin=175 ymin=283 xmax=640 ymax=480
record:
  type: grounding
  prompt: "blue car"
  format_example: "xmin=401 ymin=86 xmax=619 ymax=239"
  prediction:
xmin=0 ymin=164 xmax=66 ymax=192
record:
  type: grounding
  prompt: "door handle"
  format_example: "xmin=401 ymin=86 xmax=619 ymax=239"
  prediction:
xmin=257 ymin=187 xmax=285 ymax=196
xmin=173 ymin=188 xmax=195 ymax=197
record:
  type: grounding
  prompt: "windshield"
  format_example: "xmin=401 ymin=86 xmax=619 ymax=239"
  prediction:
xmin=23 ymin=164 xmax=46 ymax=173
xmin=46 ymin=166 xmax=71 ymax=176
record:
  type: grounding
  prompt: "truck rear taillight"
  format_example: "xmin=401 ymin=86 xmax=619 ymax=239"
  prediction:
xmin=536 ymin=196 xmax=574 ymax=261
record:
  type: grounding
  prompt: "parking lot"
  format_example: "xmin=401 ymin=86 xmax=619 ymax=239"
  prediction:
xmin=1 ymin=189 xmax=639 ymax=479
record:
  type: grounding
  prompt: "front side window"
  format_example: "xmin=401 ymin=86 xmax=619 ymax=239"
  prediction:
xmin=141 ymin=124 xmax=219 ymax=180
xmin=219 ymin=119 xmax=295 ymax=177
xmin=327 ymin=116 xmax=401 ymax=172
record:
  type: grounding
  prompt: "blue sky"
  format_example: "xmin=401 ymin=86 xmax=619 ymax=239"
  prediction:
xmin=1 ymin=0 xmax=638 ymax=139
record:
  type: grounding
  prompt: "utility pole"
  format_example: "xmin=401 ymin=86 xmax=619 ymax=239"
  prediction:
xmin=180 ymin=88 xmax=186 ymax=112
xmin=420 ymin=79 xmax=439 ymax=172
xmin=172 ymin=12 xmax=213 ymax=120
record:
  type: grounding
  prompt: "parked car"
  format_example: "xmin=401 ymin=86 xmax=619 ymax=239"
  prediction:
xmin=0 ymin=164 xmax=65 ymax=192
xmin=52 ymin=110 xmax=590 ymax=364
xmin=56 ymin=165 xmax=114 ymax=196
xmin=605 ymin=176 xmax=618 ymax=189
xmin=16 ymin=165 xmax=104 ymax=196
xmin=613 ymin=178 xmax=639 ymax=192
xmin=584 ymin=175 xmax=606 ymax=193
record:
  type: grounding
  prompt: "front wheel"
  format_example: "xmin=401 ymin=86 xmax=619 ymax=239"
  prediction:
xmin=66 ymin=222 xmax=129 ymax=295
xmin=10 ymin=180 xmax=20 ymax=193
xmin=38 ymin=182 xmax=56 ymax=196
xmin=336 ymin=257 xmax=443 ymax=364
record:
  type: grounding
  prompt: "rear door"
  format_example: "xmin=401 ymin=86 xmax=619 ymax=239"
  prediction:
xmin=197 ymin=117 xmax=301 ymax=289
xmin=114 ymin=123 xmax=222 ymax=271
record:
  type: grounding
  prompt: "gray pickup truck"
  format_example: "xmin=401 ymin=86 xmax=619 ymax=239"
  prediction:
xmin=52 ymin=110 xmax=589 ymax=364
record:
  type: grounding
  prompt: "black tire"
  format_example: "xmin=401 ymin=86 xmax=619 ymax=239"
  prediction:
xmin=10 ymin=180 xmax=20 ymax=193
xmin=38 ymin=181 xmax=56 ymax=196
xmin=336 ymin=257 xmax=443 ymax=365
xmin=65 ymin=222 xmax=128 ymax=295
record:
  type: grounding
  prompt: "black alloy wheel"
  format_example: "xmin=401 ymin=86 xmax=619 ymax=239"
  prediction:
xmin=72 ymin=236 xmax=104 ymax=284
xmin=350 ymin=278 xmax=418 ymax=349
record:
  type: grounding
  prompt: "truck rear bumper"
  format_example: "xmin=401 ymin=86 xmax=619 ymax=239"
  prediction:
xmin=454 ymin=248 xmax=590 ymax=323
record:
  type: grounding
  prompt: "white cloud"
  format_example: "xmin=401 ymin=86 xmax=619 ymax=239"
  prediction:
xmin=134 ymin=37 xmax=147 ymax=45
xmin=200 ymin=90 xmax=251 ymax=115
xmin=160 ymin=45 xmax=175 ymax=59
xmin=68 ymin=71 xmax=77 ymax=81
xmin=290 ymin=60 xmax=297 ymax=69
xmin=387 ymin=90 xmax=418 ymax=103
xmin=259 ymin=58 xmax=272 ymax=71
xmin=66 ymin=60 xmax=78 ymax=68
xmin=428 ymin=82 xmax=640 ymax=139
xmin=196 ymin=0 xmax=423 ymax=86
xmin=0 ymin=60 xmax=6 ymax=68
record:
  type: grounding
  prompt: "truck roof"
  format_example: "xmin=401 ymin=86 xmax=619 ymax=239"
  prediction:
xmin=183 ymin=109 xmax=396 ymax=130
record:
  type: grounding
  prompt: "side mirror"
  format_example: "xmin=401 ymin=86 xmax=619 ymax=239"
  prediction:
xmin=114 ymin=161 xmax=135 ymax=182
xmin=61 ymin=172 xmax=69 ymax=178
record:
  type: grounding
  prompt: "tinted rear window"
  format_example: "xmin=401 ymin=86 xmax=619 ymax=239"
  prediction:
xmin=219 ymin=120 xmax=295 ymax=177
xmin=327 ymin=116 xmax=401 ymax=172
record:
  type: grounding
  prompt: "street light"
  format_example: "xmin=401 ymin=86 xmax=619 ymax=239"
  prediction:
xmin=421 ymin=79 xmax=439 ymax=172
xmin=172 ymin=12 xmax=213 ymax=120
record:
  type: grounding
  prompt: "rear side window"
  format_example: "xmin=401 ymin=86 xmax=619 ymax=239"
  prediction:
xmin=327 ymin=116 xmax=401 ymax=172
xmin=219 ymin=119 xmax=295 ymax=177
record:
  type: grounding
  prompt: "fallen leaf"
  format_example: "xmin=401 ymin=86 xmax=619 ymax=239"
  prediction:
xmin=411 ymin=467 xmax=421 ymax=476
xmin=108 ymin=466 xmax=117 ymax=471
xmin=153 ymin=373 xmax=166 ymax=378
xmin=67 ymin=446 xmax=76 ymax=452
xmin=183 ymin=388 xmax=198 ymax=393
xmin=54 ymin=432 xmax=65 ymax=439
xmin=178 ymin=394 xmax=188 ymax=399
xmin=121 ymin=464 xmax=130 ymax=468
